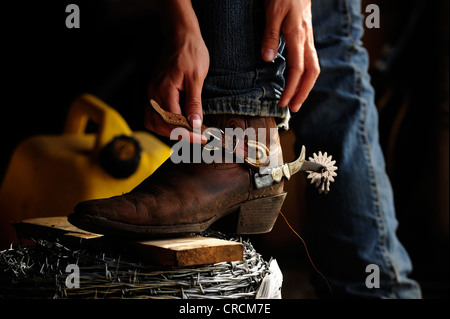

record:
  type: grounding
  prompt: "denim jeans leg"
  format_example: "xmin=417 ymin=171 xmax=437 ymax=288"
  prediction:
xmin=192 ymin=0 xmax=288 ymax=121
xmin=290 ymin=0 xmax=422 ymax=298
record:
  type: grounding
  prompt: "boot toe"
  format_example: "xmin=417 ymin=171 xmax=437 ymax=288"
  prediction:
xmin=68 ymin=196 xmax=137 ymax=232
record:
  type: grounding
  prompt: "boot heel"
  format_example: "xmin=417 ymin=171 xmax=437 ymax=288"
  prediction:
xmin=236 ymin=192 xmax=287 ymax=234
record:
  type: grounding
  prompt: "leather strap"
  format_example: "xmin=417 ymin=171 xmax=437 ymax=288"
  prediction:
xmin=150 ymin=99 xmax=208 ymax=133
xmin=149 ymin=99 xmax=270 ymax=168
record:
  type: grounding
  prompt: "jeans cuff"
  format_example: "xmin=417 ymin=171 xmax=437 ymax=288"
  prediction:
xmin=202 ymin=97 xmax=290 ymax=129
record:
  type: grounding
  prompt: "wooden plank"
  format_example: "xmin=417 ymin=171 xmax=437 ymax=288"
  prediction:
xmin=14 ymin=216 xmax=102 ymax=239
xmin=13 ymin=217 xmax=244 ymax=267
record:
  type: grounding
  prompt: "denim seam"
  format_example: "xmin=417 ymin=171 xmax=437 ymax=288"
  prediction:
xmin=344 ymin=0 xmax=400 ymax=293
xmin=358 ymin=75 xmax=401 ymax=297
xmin=203 ymin=98 xmax=279 ymax=107
xmin=342 ymin=0 xmax=353 ymax=63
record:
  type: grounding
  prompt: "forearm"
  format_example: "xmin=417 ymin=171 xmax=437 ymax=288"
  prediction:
xmin=160 ymin=0 xmax=202 ymax=39
xmin=147 ymin=0 xmax=210 ymax=137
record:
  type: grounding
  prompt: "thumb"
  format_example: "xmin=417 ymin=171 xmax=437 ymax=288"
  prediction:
xmin=261 ymin=14 xmax=282 ymax=62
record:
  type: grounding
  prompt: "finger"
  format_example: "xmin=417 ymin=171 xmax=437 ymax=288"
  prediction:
xmin=288 ymin=69 xmax=314 ymax=113
xmin=170 ymin=125 xmax=206 ymax=144
xmin=145 ymin=107 xmax=206 ymax=144
xmin=150 ymin=69 xmax=184 ymax=112
xmin=146 ymin=92 xmax=207 ymax=144
xmin=144 ymin=114 xmax=170 ymax=138
xmin=279 ymin=30 xmax=305 ymax=108
xmin=163 ymin=82 xmax=183 ymax=115
xmin=146 ymin=82 xmax=181 ymax=137
xmin=288 ymin=39 xmax=320 ymax=113
xmin=144 ymin=102 xmax=171 ymax=137
xmin=261 ymin=5 xmax=283 ymax=62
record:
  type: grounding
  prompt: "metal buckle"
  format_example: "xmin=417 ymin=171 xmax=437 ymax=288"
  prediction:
xmin=245 ymin=140 xmax=270 ymax=167
xmin=203 ymin=128 xmax=224 ymax=151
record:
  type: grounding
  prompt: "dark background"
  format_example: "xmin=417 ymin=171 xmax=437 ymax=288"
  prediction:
xmin=0 ymin=0 xmax=448 ymax=298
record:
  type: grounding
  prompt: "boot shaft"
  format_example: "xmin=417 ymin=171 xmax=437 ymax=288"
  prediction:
xmin=203 ymin=115 xmax=284 ymax=168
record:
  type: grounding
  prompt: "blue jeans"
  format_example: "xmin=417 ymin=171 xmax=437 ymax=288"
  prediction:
xmin=193 ymin=0 xmax=288 ymax=121
xmin=194 ymin=0 xmax=422 ymax=298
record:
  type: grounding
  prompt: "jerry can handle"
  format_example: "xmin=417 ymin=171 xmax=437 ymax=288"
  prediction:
xmin=63 ymin=94 xmax=133 ymax=156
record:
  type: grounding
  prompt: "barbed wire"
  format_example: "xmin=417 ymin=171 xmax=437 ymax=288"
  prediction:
xmin=0 ymin=231 xmax=271 ymax=299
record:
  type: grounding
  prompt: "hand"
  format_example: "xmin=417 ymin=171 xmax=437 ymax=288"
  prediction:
xmin=146 ymin=0 xmax=209 ymax=143
xmin=261 ymin=0 xmax=320 ymax=113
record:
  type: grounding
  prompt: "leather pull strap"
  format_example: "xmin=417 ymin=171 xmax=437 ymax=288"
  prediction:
xmin=149 ymin=99 xmax=270 ymax=168
xmin=150 ymin=99 xmax=209 ymax=133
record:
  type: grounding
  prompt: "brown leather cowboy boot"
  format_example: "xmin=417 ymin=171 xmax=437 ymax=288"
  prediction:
xmin=68 ymin=99 xmax=338 ymax=238
xmin=68 ymin=111 xmax=288 ymax=238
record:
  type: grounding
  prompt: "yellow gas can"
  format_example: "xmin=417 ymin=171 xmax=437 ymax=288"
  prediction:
xmin=0 ymin=94 xmax=171 ymax=247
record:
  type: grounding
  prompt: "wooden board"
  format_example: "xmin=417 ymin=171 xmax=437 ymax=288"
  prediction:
xmin=13 ymin=217 xmax=244 ymax=267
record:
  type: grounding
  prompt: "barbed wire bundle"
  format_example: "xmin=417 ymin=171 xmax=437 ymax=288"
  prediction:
xmin=0 ymin=231 xmax=272 ymax=299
